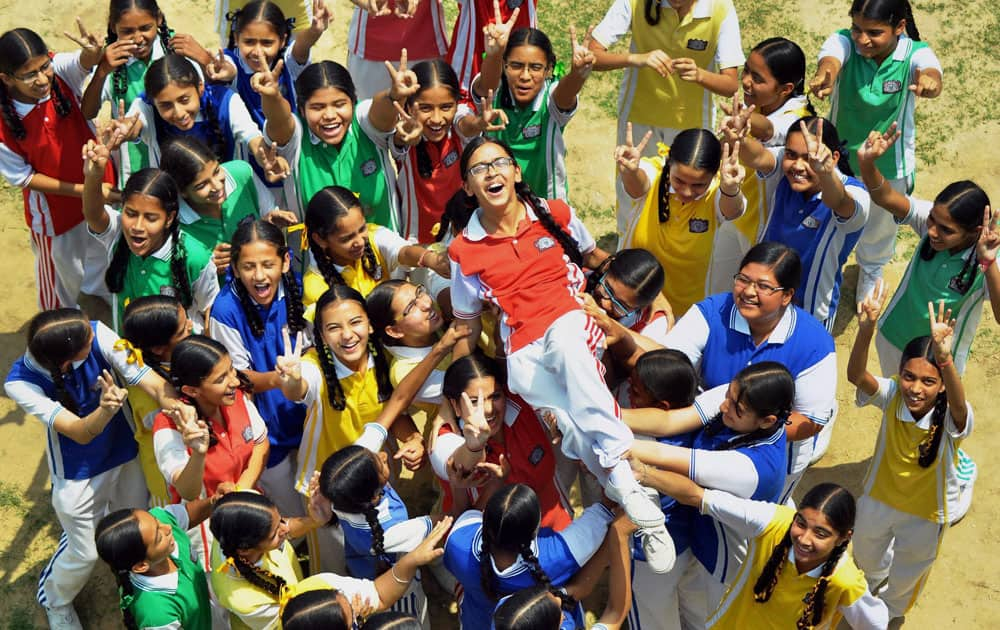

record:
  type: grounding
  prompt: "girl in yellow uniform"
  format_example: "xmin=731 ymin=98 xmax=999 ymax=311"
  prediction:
xmin=630 ymin=466 xmax=889 ymax=629
xmin=848 ymin=290 xmax=972 ymax=623
xmin=616 ymin=127 xmax=746 ymax=317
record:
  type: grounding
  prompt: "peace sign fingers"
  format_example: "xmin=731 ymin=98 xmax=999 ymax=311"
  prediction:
xmin=387 ymin=49 xmax=419 ymax=101
xmin=720 ymin=139 xmax=746 ymax=191
xmin=479 ymin=90 xmax=508 ymax=131
xmin=392 ymin=100 xmax=423 ymax=145
xmin=276 ymin=326 xmax=303 ymax=383
xmin=978 ymin=204 xmax=1000 ymax=261
xmin=569 ymin=24 xmax=596 ymax=72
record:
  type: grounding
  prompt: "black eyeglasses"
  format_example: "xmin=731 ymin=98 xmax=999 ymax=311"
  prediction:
xmin=733 ymin=273 xmax=785 ymax=295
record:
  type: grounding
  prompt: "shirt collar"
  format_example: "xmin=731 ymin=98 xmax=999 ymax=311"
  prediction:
xmin=147 ymin=233 xmax=175 ymax=262
xmin=787 ymin=547 xmax=829 ymax=578
xmin=332 ymin=352 xmax=376 ymax=380
xmin=463 ymin=203 xmax=541 ymax=242
xmin=505 ymin=80 xmax=548 ymax=113
xmin=12 ymin=94 xmax=48 ymax=117
xmin=691 ymin=0 xmax=711 ymax=19
xmin=24 ymin=350 xmax=86 ymax=376
xmin=728 ymin=300 xmax=796 ymax=344
xmin=178 ymin=166 xmax=237 ymax=224
xmin=129 ymin=540 xmax=182 ymax=593
xmin=385 ymin=344 xmax=434 ymax=361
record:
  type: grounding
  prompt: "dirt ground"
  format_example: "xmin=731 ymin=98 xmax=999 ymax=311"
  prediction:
xmin=1 ymin=0 xmax=999 ymax=628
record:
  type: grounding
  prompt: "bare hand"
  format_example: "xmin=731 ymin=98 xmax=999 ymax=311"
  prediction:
xmin=482 ymin=0 xmax=520 ymax=58
xmin=672 ymin=57 xmax=701 ymax=83
xmin=856 ymin=122 xmax=900 ymax=164
xmin=402 ymin=515 xmax=453 ymax=566
xmin=394 ymin=433 xmax=425 ymax=471
xmin=81 ymin=139 xmax=111 ymax=179
xmin=98 ymin=39 xmax=138 ymax=73
xmin=250 ymin=58 xmax=285 ymax=97
xmin=909 ymin=72 xmax=942 ymax=98
xmin=310 ymin=0 xmax=334 ymax=33
xmin=718 ymin=92 xmax=754 ymax=143
xmin=477 ymin=89 xmax=509 ymax=132
xmin=205 ymin=48 xmax=236 ymax=83
xmin=213 ymin=242 xmax=232 ymax=272
xmin=636 ymin=49 xmax=672 ymax=78
xmin=977 ymin=205 xmax=999 ymax=263
xmin=569 ymin=25 xmax=596 ymax=75
xmin=264 ymin=209 xmax=299 ymax=228
xmin=307 ymin=471 xmax=334 ymax=523
xmin=928 ymin=300 xmax=956 ymax=359
xmin=64 ymin=17 xmax=103 ymax=67
xmin=385 ymin=49 xmax=420 ymax=101
xmin=393 ymin=0 xmax=419 ymax=19
xmin=276 ymin=326 xmax=304 ymax=383
xmin=393 ymin=101 xmax=423 ymax=145
xmin=460 ymin=388 xmax=491 ymax=452
xmin=809 ymin=67 xmax=834 ymax=99
xmin=96 ymin=369 xmax=128 ymax=413
xmin=437 ymin=321 xmax=472 ymax=349
xmin=614 ymin=121 xmax=652 ymax=175
xmin=169 ymin=34 xmax=213 ymax=68
xmin=856 ymin=278 xmax=886 ymax=332
xmin=358 ymin=0 xmax=391 ymax=17
xmin=254 ymin=142 xmax=290 ymax=183
xmin=800 ymin=119 xmax=835 ymax=175
xmin=719 ymin=139 xmax=746 ymax=193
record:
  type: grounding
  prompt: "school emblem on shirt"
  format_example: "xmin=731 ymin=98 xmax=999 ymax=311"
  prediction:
xmin=686 ymin=38 xmax=709 ymax=51
xmin=528 ymin=445 xmax=545 ymax=466
xmin=688 ymin=218 xmax=709 ymax=233
xmin=360 ymin=159 xmax=377 ymax=176
xmin=801 ymin=215 xmax=821 ymax=229
xmin=159 ymin=285 xmax=178 ymax=297
xmin=442 ymin=150 xmax=459 ymax=167
xmin=242 ymin=426 xmax=253 ymax=443
xmin=535 ymin=236 xmax=556 ymax=252
xmin=882 ymin=79 xmax=903 ymax=94
xmin=522 ymin=124 xmax=541 ymax=139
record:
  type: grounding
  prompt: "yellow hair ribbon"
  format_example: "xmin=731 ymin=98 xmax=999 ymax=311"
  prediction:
xmin=429 ymin=222 xmax=441 ymax=238
xmin=656 ymin=141 xmax=670 ymax=158
xmin=215 ymin=556 xmax=237 ymax=574
xmin=278 ymin=584 xmax=294 ymax=610
xmin=112 ymin=339 xmax=144 ymax=367
xmin=286 ymin=223 xmax=307 ymax=252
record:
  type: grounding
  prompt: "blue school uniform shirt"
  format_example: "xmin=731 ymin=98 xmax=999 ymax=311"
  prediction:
xmin=444 ymin=504 xmax=614 ymax=629
xmin=5 ymin=322 xmax=143 ymax=480
xmin=149 ymin=84 xmax=237 ymax=162
xmin=336 ymin=483 xmax=432 ymax=579
xmin=632 ymin=430 xmax=697 ymax=563
xmin=208 ymin=280 xmax=306 ymax=468
xmin=762 ymin=165 xmax=869 ymax=322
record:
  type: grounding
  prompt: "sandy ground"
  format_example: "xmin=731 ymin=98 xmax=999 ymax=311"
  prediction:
xmin=0 ymin=0 xmax=998 ymax=628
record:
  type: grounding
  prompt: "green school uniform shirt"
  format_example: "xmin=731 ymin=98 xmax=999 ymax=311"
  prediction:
xmin=178 ymin=161 xmax=267 ymax=252
xmin=128 ymin=505 xmax=212 ymax=630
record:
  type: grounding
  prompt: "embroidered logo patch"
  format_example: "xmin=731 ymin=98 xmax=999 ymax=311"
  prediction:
xmin=360 ymin=159 xmax=377 ymax=176
xmin=529 ymin=446 xmax=545 ymax=466
xmin=522 ymin=124 xmax=541 ymax=139
xmin=801 ymin=215 xmax=821 ymax=229
xmin=687 ymin=38 xmax=709 ymax=51
xmin=535 ymin=236 xmax=556 ymax=251
xmin=882 ymin=79 xmax=903 ymax=94
xmin=242 ymin=426 xmax=254 ymax=442
xmin=442 ymin=150 xmax=459 ymax=167
xmin=688 ymin=218 xmax=709 ymax=233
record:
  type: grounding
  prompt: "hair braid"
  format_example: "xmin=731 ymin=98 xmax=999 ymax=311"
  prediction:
xmin=105 ymin=235 xmax=133 ymax=294
xmin=796 ymin=540 xmax=847 ymax=629
xmin=656 ymin=163 xmax=672 ymax=223
xmin=231 ymin=552 xmax=288 ymax=597
xmin=0 ymin=83 xmax=26 ymax=140
xmin=308 ymin=238 xmax=348 ymax=288
xmin=519 ymin=543 xmax=576 ymax=612
xmin=49 ymin=76 xmax=72 ymax=118
xmin=113 ymin=568 xmax=140 ymax=630
xmin=479 ymin=526 xmax=498 ymax=601
xmin=917 ymin=390 xmax=948 ymax=468
xmin=312 ymin=319 xmax=346 ymax=410
xmin=902 ymin=1 xmax=921 ymax=40
xmin=513 ymin=182 xmax=582 ymax=267
xmin=168 ymin=228 xmax=194 ymax=308
xmin=199 ymin=94 xmax=227 ymax=161
xmin=157 ymin=16 xmax=174 ymax=52
xmin=282 ymin=270 xmax=307 ymax=334
xmin=363 ymin=502 xmax=390 ymax=573
xmin=361 ymin=239 xmax=382 ymax=281
xmin=233 ymin=276 xmax=266 ymax=337
xmin=753 ymin=527 xmax=793 ymax=603
xmin=369 ymin=338 xmax=393 ymax=403
xmin=226 ymin=9 xmax=242 ymax=49
xmin=47 ymin=367 xmax=79 ymax=414
xmin=415 ymin=141 xmax=434 ymax=179
xmin=643 ymin=0 xmax=662 ymax=25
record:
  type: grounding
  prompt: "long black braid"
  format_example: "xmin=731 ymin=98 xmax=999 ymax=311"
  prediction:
xmin=305 ymin=187 xmax=383 ymax=288
xmin=167 ymin=221 xmax=194 ymax=308
xmin=513 ymin=182 xmax=582 ymax=267
xmin=753 ymin=527 xmax=792 ymax=603
xmin=0 ymin=29 xmax=72 ymax=140
xmin=643 ymin=0 xmax=662 ymax=25
xmin=797 ymin=541 xmax=848 ymax=629
xmin=917 ymin=390 xmax=949 ymax=468
xmin=48 ymin=367 xmax=79 ymax=415
xmin=113 ymin=568 xmax=141 ymax=630
xmin=520 ymin=543 xmax=576 ymax=612
xmin=479 ymin=524 xmax=499 ymax=600
xmin=198 ymin=93 xmax=227 ymax=162
xmin=363 ymin=502 xmax=391 ymax=574
xmin=0 ymin=83 xmax=24 ymax=140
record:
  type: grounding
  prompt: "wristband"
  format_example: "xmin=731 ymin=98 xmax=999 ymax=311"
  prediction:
xmin=869 ymin=176 xmax=886 ymax=193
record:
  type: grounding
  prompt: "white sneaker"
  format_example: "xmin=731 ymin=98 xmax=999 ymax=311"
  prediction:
xmin=950 ymin=450 xmax=978 ymax=525
xmin=44 ymin=604 xmax=83 ymax=630
xmin=639 ymin=523 xmax=676 ymax=574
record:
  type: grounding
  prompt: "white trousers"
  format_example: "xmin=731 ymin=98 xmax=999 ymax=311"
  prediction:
xmin=38 ymin=458 xmax=148 ymax=609
xmin=629 ymin=549 xmax=707 ymax=630
xmin=855 ymin=176 xmax=909 ymax=291
xmin=30 ymin=222 xmax=111 ymax=310
xmin=853 ymin=494 xmax=946 ymax=618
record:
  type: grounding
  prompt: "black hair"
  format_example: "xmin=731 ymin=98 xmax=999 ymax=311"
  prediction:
xmin=785 ymin=116 xmax=854 ymax=177
xmin=366 ymin=280 xmax=407 ymax=348
xmin=320 ymin=446 xmax=390 ymax=571
xmin=750 ymin=38 xmax=816 ymax=116
xmin=493 ymin=586 xmax=563 ymax=630
xmin=226 ymin=0 xmax=293 ymax=63
xmin=26 ymin=309 xmax=92 ymax=414
xmin=229 ymin=218 xmax=307 ymax=337
xmin=295 ymin=60 xmax=357 ymax=110
xmin=739 ymin=241 xmax=803 ymax=296
xmin=95 ymin=509 xmax=145 ymax=630
xmin=159 ymin=135 xmax=217 ymax=192
xmin=702 ymin=361 xmax=794 ymax=450
xmin=409 ymin=60 xmax=462 ymax=178
xmin=460 ymin=136 xmax=583 ymax=267
xmin=850 ymin=0 xmax=920 ymax=40
xmin=306 ymin=186 xmax=382 ymax=288
xmin=438 ymin=188 xmax=478 ymax=242
xmin=105 ymin=0 xmax=173 ymax=104
xmin=587 ymin=248 xmax=664 ymax=310
xmin=169 ymin=335 xmax=252 ymax=445
xmin=105 ymin=168 xmax=194 ymax=308
xmin=633 ymin=349 xmax=698 ymax=409
xmin=643 ymin=0 xmax=663 ymax=26
xmin=442 ymin=352 xmax=502 ymax=404
xmin=657 ymin=129 xmax=722 ymax=223
xmin=122 ymin=294 xmax=184 ymax=380
xmin=480 ymin=485 xmax=575 ymax=612
xmin=899 ymin=336 xmax=949 ymax=468
xmin=281 ymin=589 xmax=351 ymax=630
xmin=312 ymin=285 xmax=393 ymax=410
xmin=360 ymin=611 xmax=423 ymax=629
xmin=753 ymin=483 xmax=855 ymax=629
xmin=0 ymin=29 xmax=71 ymax=141
xmin=144 ymin=54 xmax=226 ymax=160
xmin=920 ymin=181 xmax=992 ymax=295
xmin=210 ymin=491 xmax=289 ymax=597
xmin=499 ymin=28 xmax=556 ymax=109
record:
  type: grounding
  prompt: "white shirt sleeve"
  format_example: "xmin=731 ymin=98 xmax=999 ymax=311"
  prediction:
xmin=793 ymin=351 xmax=837 ymax=425
xmin=692 ymin=382 xmax=728 ymax=424
xmin=546 ymin=79 xmax=577 ymax=120
xmin=153 ymin=423 xmax=190 ymax=485
xmin=448 ymin=259 xmax=485 ymax=319
xmin=899 ymin=197 xmax=932 ymax=236
xmin=0 ymin=142 xmax=34 ymax=187
xmin=691 ymin=450 xmax=761 ymax=498
xmin=566 ymin=206 xmax=596 ymax=254
xmin=429 ymin=431 xmax=464 ymax=480
xmin=161 ymin=503 xmax=192 ymax=531
xmin=945 ymin=403 xmax=974 ymax=440
xmin=909 ymin=46 xmax=943 ymax=76
xmin=356 ymin=98 xmax=394 ymax=150
xmin=246 ymin=398 xmax=269 ymax=443
xmin=699 ymin=488 xmax=777 ymax=540
xmin=855 ymin=375 xmax=895 ymax=411
xmin=557 ymin=503 xmax=615 ymax=566
xmin=591 ymin=0 xmax=632 ymax=49
xmin=663 ymin=306 xmax=709 ymax=369
xmin=383 ymin=516 xmax=434 ymax=554
xmin=96 ymin=322 xmax=151 ymax=385
xmin=53 ymin=51 xmax=90 ymax=100
xmin=834 ymin=181 xmax=870 ymax=233
xmin=838 ymin=588 xmax=891 ymax=630
xmin=283 ymin=44 xmax=310 ymax=79
xmin=636 ymin=315 xmax=669 ymax=346
xmin=88 ymin=206 xmax=122 ymax=247
xmin=300 ymin=360 xmax=324 ymax=406
xmin=818 ymin=32 xmax=852 ymax=63
xmin=4 ymin=379 xmax=64 ymax=427
xmin=314 ymin=572 xmax=381 ymax=611
xmin=713 ymin=4 xmax=745 ymax=70
xmin=209 ymin=318 xmax=253 ymax=370
xmin=227 ymin=93 xmax=264 ymax=147
xmin=373 ymin=226 xmax=410 ymax=272
xmin=191 ymin=262 xmax=221 ymax=326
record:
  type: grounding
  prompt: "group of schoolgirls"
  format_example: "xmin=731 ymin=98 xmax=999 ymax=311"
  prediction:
xmin=2 ymin=0 xmax=999 ymax=628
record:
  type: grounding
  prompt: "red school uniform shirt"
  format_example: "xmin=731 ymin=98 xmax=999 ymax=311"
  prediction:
xmin=396 ymin=126 xmax=467 ymax=242
xmin=436 ymin=391 xmax=572 ymax=531
xmin=448 ymin=198 xmax=586 ymax=355
xmin=348 ymin=0 xmax=449 ymax=62
xmin=153 ymin=390 xmax=265 ymax=502
xmin=447 ymin=0 xmax=537 ymax=89
xmin=0 ymin=73 xmax=116 ymax=236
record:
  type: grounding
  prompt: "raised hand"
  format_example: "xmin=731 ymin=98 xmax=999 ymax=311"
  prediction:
xmin=672 ymin=57 xmax=701 ymax=83
xmin=96 ymin=369 xmax=128 ymax=414
xmin=909 ymin=72 xmax=942 ymax=98
xmin=169 ymin=405 xmax=210 ymax=455
xmin=800 ymin=119 xmax=835 ymax=175
xmin=459 ymin=388 xmax=491 ymax=453
xmin=856 ymin=277 xmax=886 ymax=332
xmin=719 ymin=140 xmax=746 ymax=192
xmin=718 ymin=93 xmax=754 ymax=143
xmin=212 ymin=243 xmax=232 ymax=272
xmin=394 ymin=0 xmax=419 ymax=19
xmin=438 ymin=321 xmax=472 ymax=349
xmin=474 ymin=452 xmax=510 ymax=481
xmin=250 ymin=58 xmax=285 ymax=97
xmin=99 ymin=99 xmax=141 ymax=151
xmin=856 ymin=122 xmax=900 ymax=164
xmin=98 ymin=39 xmax=138 ymax=74
xmin=393 ymin=101 xmax=423 ymax=146
xmin=483 ymin=0 xmax=520 ymax=58
xmin=64 ymin=17 xmax=103 ymax=67
xmin=476 ymin=89 xmax=509 ymax=132
xmin=82 ymin=138 xmax=111 ymax=179
xmin=169 ymin=33 xmax=214 ymax=68
xmin=254 ymin=142 xmax=290 ymax=182
xmin=613 ymin=122 xmax=652 ymax=175
xmin=349 ymin=592 xmax=377 ymax=621
xmin=403 ymin=515 xmax=454 ymax=566
xmin=977 ymin=205 xmax=999 ymax=264
xmin=394 ymin=432 xmax=425 ymax=471
xmin=276 ymin=326 xmax=304 ymax=384
xmin=358 ymin=0 xmax=391 ymax=17
xmin=928 ymin=300 xmax=956 ymax=359
xmin=264 ymin=209 xmax=299 ymax=228
xmin=306 ymin=471 xmax=334 ymax=523
xmin=569 ymin=25 xmax=596 ymax=75
xmin=309 ymin=0 xmax=333 ymax=33
xmin=205 ymin=48 xmax=236 ymax=83
xmin=446 ymin=456 xmax=489 ymax=489
xmin=809 ymin=67 xmax=834 ymax=99
xmin=385 ymin=49 xmax=419 ymax=101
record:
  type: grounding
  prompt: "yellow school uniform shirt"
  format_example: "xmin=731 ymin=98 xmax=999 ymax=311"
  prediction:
xmin=626 ymin=0 xmax=736 ymax=130
xmin=295 ymin=350 xmax=383 ymax=493
xmin=302 ymin=225 xmax=392 ymax=321
xmin=210 ymin=538 xmax=302 ymax=630
xmin=387 ymin=344 xmax=451 ymax=437
xmin=126 ymin=385 xmax=172 ymax=506
xmin=620 ymin=149 xmax=733 ymax=316
xmin=708 ymin=505 xmax=870 ymax=629
xmin=860 ymin=376 xmax=973 ymax=524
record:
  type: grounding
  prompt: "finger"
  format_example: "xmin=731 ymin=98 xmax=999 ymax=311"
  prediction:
xmin=118 ymin=99 xmax=126 ymax=119
xmin=493 ymin=0 xmax=501 ymax=21
xmin=569 ymin=24 xmax=578 ymax=48
xmin=399 ymin=48 xmax=408 ymax=72
xmin=282 ymin=325 xmax=292 ymax=356
xmin=295 ymin=331 xmax=304 ymax=357
xmin=583 ymin=24 xmax=596 ymax=48
xmin=927 ymin=301 xmax=935 ymax=324
xmin=635 ymin=129 xmax=652 ymax=155
xmin=721 ymin=139 xmax=731 ymax=166
xmin=625 ymin=121 xmax=633 ymax=148
xmin=63 ymin=31 xmax=87 ymax=48
xmin=507 ymin=6 xmax=520 ymax=27
xmin=383 ymin=59 xmax=398 ymax=79
xmin=817 ymin=118 xmax=824 ymax=145
xmin=938 ymin=299 xmax=945 ymax=322
xmin=392 ymin=100 xmax=409 ymax=120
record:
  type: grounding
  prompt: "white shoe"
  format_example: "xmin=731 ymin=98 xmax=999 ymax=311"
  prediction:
xmin=44 ymin=604 xmax=83 ymax=630
xmin=950 ymin=450 xmax=977 ymax=525
xmin=639 ymin=523 xmax=676 ymax=574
